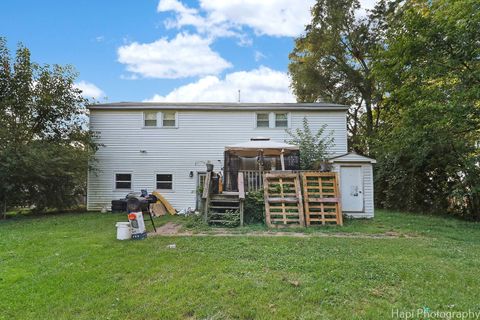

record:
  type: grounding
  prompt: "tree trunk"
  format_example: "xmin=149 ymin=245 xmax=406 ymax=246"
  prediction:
xmin=365 ymin=99 xmax=374 ymax=137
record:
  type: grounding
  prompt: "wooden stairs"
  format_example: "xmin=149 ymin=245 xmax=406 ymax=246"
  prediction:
xmin=202 ymin=173 xmax=245 ymax=226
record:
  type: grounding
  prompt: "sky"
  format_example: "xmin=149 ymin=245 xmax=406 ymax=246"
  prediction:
xmin=0 ymin=0 xmax=376 ymax=103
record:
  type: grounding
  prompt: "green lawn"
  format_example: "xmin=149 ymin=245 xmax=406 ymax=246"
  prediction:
xmin=1 ymin=211 xmax=479 ymax=319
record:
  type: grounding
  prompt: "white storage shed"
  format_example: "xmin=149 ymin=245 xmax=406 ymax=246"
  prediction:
xmin=329 ymin=152 xmax=376 ymax=218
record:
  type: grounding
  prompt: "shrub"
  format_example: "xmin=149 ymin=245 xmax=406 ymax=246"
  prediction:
xmin=244 ymin=189 xmax=265 ymax=224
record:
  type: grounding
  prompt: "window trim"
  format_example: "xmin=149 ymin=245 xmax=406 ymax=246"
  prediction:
xmin=114 ymin=172 xmax=133 ymax=191
xmin=154 ymin=172 xmax=174 ymax=192
xmin=254 ymin=112 xmax=291 ymax=129
xmin=142 ymin=111 xmax=178 ymax=129
xmin=274 ymin=112 xmax=289 ymax=128
xmin=161 ymin=111 xmax=178 ymax=128
xmin=255 ymin=112 xmax=270 ymax=128
xmin=143 ymin=111 xmax=158 ymax=128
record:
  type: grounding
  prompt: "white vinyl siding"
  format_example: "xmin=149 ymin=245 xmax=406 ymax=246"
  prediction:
xmin=87 ymin=109 xmax=348 ymax=211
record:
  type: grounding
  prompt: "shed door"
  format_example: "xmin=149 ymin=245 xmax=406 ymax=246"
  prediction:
xmin=340 ymin=166 xmax=364 ymax=212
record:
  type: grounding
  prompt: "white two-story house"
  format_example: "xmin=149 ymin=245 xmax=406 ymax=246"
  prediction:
xmin=87 ymin=102 xmax=375 ymax=218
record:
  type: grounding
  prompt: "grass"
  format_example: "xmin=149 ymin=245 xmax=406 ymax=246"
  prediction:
xmin=1 ymin=210 xmax=479 ymax=319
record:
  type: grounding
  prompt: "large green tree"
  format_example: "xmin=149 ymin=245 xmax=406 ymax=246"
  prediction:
xmin=289 ymin=0 xmax=391 ymax=152
xmin=0 ymin=38 xmax=97 ymax=215
xmin=373 ymin=0 xmax=480 ymax=219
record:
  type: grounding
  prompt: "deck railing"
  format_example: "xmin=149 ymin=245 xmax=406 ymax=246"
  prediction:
xmin=238 ymin=170 xmax=329 ymax=193
xmin=240 ymin=170 xmax=270 ymax=192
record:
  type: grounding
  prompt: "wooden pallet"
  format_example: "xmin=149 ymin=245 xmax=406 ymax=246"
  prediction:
xmin=301 ymin=172 xmax=343 ymax=226
xmin=263 ymin=172 xmax=304 ymax=227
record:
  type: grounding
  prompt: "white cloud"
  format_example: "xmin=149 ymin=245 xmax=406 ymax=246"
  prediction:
xmin=117 ymin=33 xmax=232 ymax=79
xmin=157 ymin=0 xmax=315 ymax=38
xmin=145 ymin=66 xmax=295 ymax=103
xmin=74 ymin=81 xmax=105 ymax=99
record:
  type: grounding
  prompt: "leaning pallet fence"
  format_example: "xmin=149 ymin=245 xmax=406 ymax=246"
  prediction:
xmin=263 ymin=173 xmax=305 ymax=227
xmin=301 ymin=172 xmax=343 ymax=226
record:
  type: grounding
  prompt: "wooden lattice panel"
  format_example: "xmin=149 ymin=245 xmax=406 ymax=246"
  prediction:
xmin=263 ymin=173 xmax=304 ymax=227
xmin=301 ymin=172 xmax=343 ymax=226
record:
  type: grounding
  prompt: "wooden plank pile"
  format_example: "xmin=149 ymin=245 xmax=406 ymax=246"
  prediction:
xmin=263 ymin=172 xmax=342 ymax=227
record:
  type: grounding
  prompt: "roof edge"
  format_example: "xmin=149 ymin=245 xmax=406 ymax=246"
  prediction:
xmin=328 ymin=152 xmax=377 ymax=163
xmin=87 ymin=102 xmax=349 ymax=111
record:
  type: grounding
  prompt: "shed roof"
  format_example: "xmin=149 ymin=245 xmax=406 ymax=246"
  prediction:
xmin=87 ymin=102 xmax=348 ymax=111
xmin=328 ymin=152 xmax=377 ymax=164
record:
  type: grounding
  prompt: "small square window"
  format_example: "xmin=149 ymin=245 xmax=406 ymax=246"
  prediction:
xmin=162 ymin=112 xmax=176 ymax=127
xmin=144 ymin=112 xmax=157 ymax=127
xmin=275 ymin=113 xmax=288 ymax=128
xmin=115 ymin=173 xmax=132 ymax=189
xmin=156 ymin=174 xmax=173 ymax=190
xmin=256 ymin=113 xmax=269 ymax=128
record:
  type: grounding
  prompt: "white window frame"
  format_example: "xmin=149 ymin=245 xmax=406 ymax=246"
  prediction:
xmin=143 ymin=111 xmax=178 ymax=129
xmin=254 ymin=112 xmax=291 ymax=129
xmin=143 ymin=111 xmax=158 ymax=128
xmin=160 ymin=111 xmax=178 ymax=128
xmin=274 ymin=112 xmax=289 ymax=128
xmin=255 ymin=112 xmax=271 ymax=128
xmin=154 ymin=173 xmax=174 ymax=192
xmin=114 ymin=172 xmax=133 ymax=191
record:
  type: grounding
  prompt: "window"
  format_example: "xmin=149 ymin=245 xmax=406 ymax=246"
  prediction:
xmin=144 ymin=112 xmax=157 ymax=127
xmin=256 ymin=113 xmax=269 ymax=128
xmin=275 ymin=113 xmax=288 ymax=128
xmin=115 ymin=173 xmax=132 ymax=189
xmin=162 ymin=111 xmax=176 ymax=127
xmin=156 ymin=174 xmax=173 ymax=190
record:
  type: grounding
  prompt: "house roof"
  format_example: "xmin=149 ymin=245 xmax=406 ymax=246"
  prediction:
xmin=87 ymin=102 xmax=349 ymax=111
xmin=328 ymin=152 xmax=377 ymax=164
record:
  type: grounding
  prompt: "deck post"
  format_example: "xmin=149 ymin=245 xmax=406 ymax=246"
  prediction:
xmin=202 ymin=171 xmax=212 ymax=223
xmin=280 ymin=149 xmax=285 ymax=171
xmin=238 ymin=172 xmax=245 ymax=227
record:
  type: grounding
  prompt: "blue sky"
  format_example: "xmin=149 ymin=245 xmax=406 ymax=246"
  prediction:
xmin=0 ymin=0 xmax=373 ymax=103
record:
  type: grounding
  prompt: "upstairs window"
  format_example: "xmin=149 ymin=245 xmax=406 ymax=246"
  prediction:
xmin=275 ymin=113 xmax=288 ymax=128
xmin=115 ymin=173 xmax=132 ymax=190
xmin=162 ymin=111 xmax=176 ymax=127
xmin=256 ymin=113 xmax=270 ymax=128
xmin=156 ymin=174 xmax=173 ymax=190
xmin=144 ymin=112 xmax=157 ymax=127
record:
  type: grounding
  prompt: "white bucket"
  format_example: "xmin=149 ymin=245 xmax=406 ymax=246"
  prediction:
xmin=116 ymin=222 xmax=131 ymax=240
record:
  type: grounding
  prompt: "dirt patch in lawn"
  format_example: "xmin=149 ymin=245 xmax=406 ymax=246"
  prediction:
xmin=149 ymin=222 xmax=415 ymax=239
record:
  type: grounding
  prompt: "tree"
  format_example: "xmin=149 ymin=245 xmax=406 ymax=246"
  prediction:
xmin=372 ymin=0 xmax=480 ymax=219
xmin=286 ymin=117 xmax=335 ymax=170
xmin=289 ymin=0 xmax=392 ymax=152
xmin=0 ymin=38 xmax=97 ymax=214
